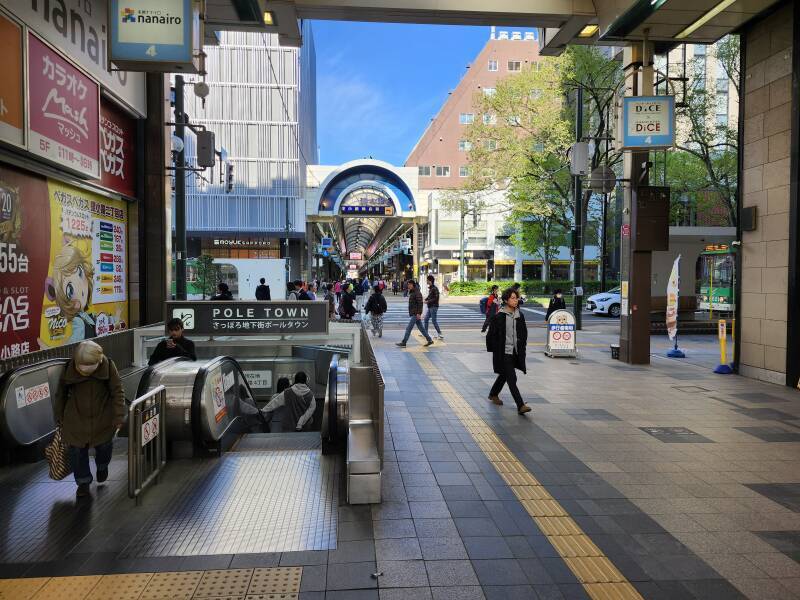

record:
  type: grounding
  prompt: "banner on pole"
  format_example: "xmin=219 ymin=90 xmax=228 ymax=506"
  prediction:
xmin=666 ymin=255 xmax=681 ymax=340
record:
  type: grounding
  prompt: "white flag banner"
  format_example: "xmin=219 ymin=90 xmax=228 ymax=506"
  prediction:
xmin=666 ymin=255 xmax=681 ymax=340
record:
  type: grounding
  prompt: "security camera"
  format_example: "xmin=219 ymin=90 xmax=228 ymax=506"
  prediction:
xmin=170 ymin=134 xmax=184 ymax=153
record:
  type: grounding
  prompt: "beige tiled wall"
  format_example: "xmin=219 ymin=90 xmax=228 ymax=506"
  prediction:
xmin=740 ymin=3 xmax=794 ymax=384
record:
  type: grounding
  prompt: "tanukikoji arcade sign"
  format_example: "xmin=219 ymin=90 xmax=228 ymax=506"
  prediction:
xmin=166 ymin=302 xmax=330 ymax=336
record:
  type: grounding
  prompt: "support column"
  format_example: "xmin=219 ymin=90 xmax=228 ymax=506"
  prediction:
xmin=141 ymin=73 xmax=171 ymax=323
xmin=306 ymin=221 xmax=314 ymax=281
xmin=619 ymin=44 xmax=654 ymax=364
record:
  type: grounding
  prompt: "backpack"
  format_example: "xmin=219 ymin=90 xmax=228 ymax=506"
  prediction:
xmin=479 ymin=296 xmax=488 ymax=314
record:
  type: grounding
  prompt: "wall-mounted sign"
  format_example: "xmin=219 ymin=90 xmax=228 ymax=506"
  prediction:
xmin=212 ymin=238 xmax=275 ymax=248
xmin=622 ymin=96 xmax=675 ymax=150
xmin=166 ymin=301 xmax=330 ymax=336
xmin=97 ymin=98 xmax=137 ymax=197
xmin=0 ymin=0 xmax=146 ymax=117
xmin=342 ymin=205 xmax=393 ymax=215
xmin=349 ymin=252 xmax=363 ymax=260
xmin=321 ymin=237 xmax=332 ymax=248
xmin=0 ymin=11 xmax=24 ymax=148
xmin=27 ymin=34 xmax=100 ymax=179
xmin=109 ymin=0 xmax=202 ymax=73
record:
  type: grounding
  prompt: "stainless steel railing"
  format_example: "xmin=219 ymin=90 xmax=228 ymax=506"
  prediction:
xmin=128 ymin=385 xmax=167 ymax=504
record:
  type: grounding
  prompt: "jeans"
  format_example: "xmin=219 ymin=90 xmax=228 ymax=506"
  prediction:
xmin=424 ymin=306 xmax=442 ymax=336
xmin=402 ymin=316 xmax=432 ymax=344
xmin=70 ymin=440 xmax=113 ymax=485
xmin=489 ymin=354 xmax=525 ymax=408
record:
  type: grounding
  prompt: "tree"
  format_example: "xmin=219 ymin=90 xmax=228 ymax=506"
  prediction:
xmin=437 ymin=187 xmax=494 ymax=282
xmin=194 ymin=254 xmax=220 ymax=300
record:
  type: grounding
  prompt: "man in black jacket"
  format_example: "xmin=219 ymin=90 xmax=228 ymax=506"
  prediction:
xmin=149 ymin=318 xmax=197 ymax=365
xmin=396 ymin=281 xmax=433 ymax=348
xmin=423 ymin=274 xmax=443 ymax=340
xmin=255 ymin=278 xmax=271 ymax=300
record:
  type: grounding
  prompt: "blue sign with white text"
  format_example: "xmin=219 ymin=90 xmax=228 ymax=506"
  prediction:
xmin=110 ymin=0 xmax=194 ymax=65
xmin=622 ymin=96 xmax=675 ymax=149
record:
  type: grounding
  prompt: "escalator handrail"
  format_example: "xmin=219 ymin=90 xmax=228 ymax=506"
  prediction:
xmin=135 ymin=356 xmax=191 ymax=399
xmin=323 ymin=354 xmax=340 ymax=444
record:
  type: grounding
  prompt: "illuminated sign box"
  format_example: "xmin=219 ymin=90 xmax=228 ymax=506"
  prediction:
xmin=621 ymin=96 xmax=675 ymax=150
xmin=109 ymin=0 xmax=202 ymax=73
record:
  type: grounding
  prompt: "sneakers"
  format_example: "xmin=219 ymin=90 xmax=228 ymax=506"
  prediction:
xmin=437 ymin=335 xmax=445 ymax=340
xmin=488 ymin=395 xmax=503 ymax=405
xmin=97 ymin=468 xmax=108 ymax=483
xmin=378 ymin=331 xmax=383 ymax=338
xmin=518 ymin=404 xmax=532 ymax=415
xmin=396 ymin=342 xmax=407 ymax=347
xmin=424 ymin=340 xmax=434 ymax=347
xmin=76 ymin=483 xmax=90 ymax=498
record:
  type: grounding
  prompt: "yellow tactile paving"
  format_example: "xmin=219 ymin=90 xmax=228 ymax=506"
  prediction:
xmin=194 ymin=569 xmax=254 ymax=598
xmin=31 ymin=575 xmax=102 ymax=600
xmin=246 ymin=594 xmax=299 ymax=600
xmin=411 ymin=352 xmax=645 ymax=600
xmin=140 ymin=570 xmax=203 ymax=600
xmin=248 ymin=568 xmax=301 ymax=595
xmin=86 ymin=573 xmax=154 ymax=600
xmin=0 ymin=577 xmax=50 ymax=600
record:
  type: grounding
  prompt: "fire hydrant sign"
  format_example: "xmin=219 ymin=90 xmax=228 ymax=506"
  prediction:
xmin=622 ymin=96 xmax=675 ymax=150
xmin=545 ymin=309 xmax=577 ymax=358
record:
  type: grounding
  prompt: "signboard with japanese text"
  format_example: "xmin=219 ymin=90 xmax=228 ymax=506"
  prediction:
xmin=0 ymin=164 xmax=129 ymax=359
xmin=545 ymin=309 xmax=577 ymax=358
xmin=166 ymin=301 xmax=330 ymax=336
xmin=141 ymin=413 xmax=159 ymax=446
xmin=97 ymin=98 xmax=137 ymax=197
xmin=0 ymin=0 xmax=146 ymax=116
xmin=15 ymin=382 xmax=51 ymax=409
xmin=0 ymin=11 xmax=24 ymax=148
xmin=110 ymin=0 xmax=201 ymax=73
xmin=244 ymin=370 xmax=272 ymax=389
xmin=28 ymin=34 xmax=101 ymax=178
xmin=622 ymin=96 xmax=675 ymax=150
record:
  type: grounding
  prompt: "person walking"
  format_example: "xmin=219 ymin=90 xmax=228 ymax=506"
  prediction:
xmin=354 ymin=277 xmax=365 ymax=312
xmin=297 ymin=280 xmax=311 ymax=301
xmin=364 ymin=284 xmax=388 ymax=337
xmin=481 ymin=285 xmax=500 ymax=333
xmin=287 ymin=281 xmax=299 ymax=300
xmin=545 ymin=289 xmax=567 ymax=321
xmin=323 ymin=283 xmax=336 ymax=319
xmin=397 ymin=280 xmax=434 ymax=348
xmin=261 ymin=371 xmax=317 ymax=432
xmin=334 ymin=280 xmax=342 ymax=305
xmin=485 ymin=288 xmax=532 ymax=415
xmin=307 ymin=282 xmax=317 ymax=301
xmin=423 ymin=274 xmax=443 ymax=340
xmin=211 ymin=282 xmax=233 ymax=300
xmin=339 ymin=283 xmax=357 ymax=319
xmin=255 ymin=278 xmax=271 ymax=301
xmin=391 ymin=280 xmax=398 ymax=296
xmin=55 ymin=340 xmax=125 ymax=497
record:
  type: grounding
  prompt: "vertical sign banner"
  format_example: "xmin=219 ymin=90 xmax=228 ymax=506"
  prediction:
xmin=39 ymin=181 xmax=128 ymax=349
xmin=98 ymin=98 xmax=137 ymax=197
xmin=0 ymin=166 xmax=50 ymax=360
xmin=665 ymin=255 xmax=681 ymax=341
xmin=28 ymin=33 xmax=101 ymax=179
xmin=622 ymin=96 xmax=675 ymax=149
xmin=0 ymin=12 xmax=24 ymax=147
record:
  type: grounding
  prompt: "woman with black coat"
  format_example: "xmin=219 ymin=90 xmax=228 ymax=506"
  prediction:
xmin=485 ymin=287 xmax=532 ymax=415
xmin=545 ymin=289 xmax=566 ymax=321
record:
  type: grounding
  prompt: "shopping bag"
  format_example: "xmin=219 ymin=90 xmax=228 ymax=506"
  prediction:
xmin=44 ymin=427 xmax=72 ymax=480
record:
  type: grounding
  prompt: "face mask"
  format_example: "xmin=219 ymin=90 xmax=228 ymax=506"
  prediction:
xmin=556 ymin=294 xmax=562 ymax=298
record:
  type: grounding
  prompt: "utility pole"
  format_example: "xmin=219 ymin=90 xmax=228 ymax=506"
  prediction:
xmin=573 ymin=86 xmax=584 ymax=330
xmin=601 ymin=193 xmax=608 ymax=293
xmin=459 ymin=204 xmax=466 ymax=282
xmin=174 ymin=75 xmax=187 ymax=301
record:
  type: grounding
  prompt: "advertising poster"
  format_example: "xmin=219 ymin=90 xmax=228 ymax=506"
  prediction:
xmin=27 ymin=33 xmax=101 ymax=178
xmin=0 ymin=11 xmax=24 ymax=147
xmin=39 ymin=181 xmax=128 ymax=349
xmin=0 ymin=166 xmax=50 ymax=360
xmin=98 ymin=98 xmax=137 ymax=197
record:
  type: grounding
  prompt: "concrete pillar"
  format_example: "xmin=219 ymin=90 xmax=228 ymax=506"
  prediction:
xmin=306 ymin=222 xmax=314 ymax=281
xmin=514 ymin=254 xmax=523 ymax=282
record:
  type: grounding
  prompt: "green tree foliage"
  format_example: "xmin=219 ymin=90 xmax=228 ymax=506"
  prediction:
xmin=194 ymin=254 xmax=220 ymax=300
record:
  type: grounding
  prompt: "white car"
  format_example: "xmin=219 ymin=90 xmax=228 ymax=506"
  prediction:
xmin=586 ymin=287 xmax=621 ymax=318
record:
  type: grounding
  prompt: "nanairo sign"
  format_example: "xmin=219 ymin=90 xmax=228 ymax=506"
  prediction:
xmin=621 ymin=96 xmax=675 ymax=150
xmin=166 ymin=301 xmax=330 ymax=336
xmin=109 ymin=0 xmax=202 ymax=73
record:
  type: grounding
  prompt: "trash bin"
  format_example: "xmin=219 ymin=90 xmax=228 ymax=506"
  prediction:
xmin=610 ymin=344 xmax=620 ymax=360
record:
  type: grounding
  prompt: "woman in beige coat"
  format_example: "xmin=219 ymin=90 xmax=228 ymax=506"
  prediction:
xmin=54 ymin=341 xmax=125 ymax=497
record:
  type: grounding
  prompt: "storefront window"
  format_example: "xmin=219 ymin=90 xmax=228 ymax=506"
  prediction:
xmin=494 ymin=265 xmax=515 ymax=280
xmin=523 ymin=264 xmax=542 ymax=280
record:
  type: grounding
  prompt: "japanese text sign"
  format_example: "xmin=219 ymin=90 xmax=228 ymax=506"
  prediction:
xmin=166 ymin=301 xmax=330 ymax=336
xmin=98 ymin=99 xmax=137 ymax=197
xmin=622 ymin=96 xmax=675 ymax=150
xmin=27 ymin=34 xmax=100 ymax=178
xmin=545 ymin=309 xmax=577 ymax=358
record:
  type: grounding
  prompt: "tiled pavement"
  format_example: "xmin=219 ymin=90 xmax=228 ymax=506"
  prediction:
xmin=2 ymin=327 xmax=800 ymax=599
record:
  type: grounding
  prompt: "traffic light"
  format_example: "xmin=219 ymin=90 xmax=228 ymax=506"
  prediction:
xmin=225 ymin=162 xmax=234 ymax=193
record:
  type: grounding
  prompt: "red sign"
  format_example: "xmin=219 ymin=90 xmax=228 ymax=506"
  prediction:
xmin=621 ymin=224 xmax=630 ymax=237
xmin=27 ymin=33 xmax=100 ymax=178
xmin=98 ymin=98 xmax=137 ymax=197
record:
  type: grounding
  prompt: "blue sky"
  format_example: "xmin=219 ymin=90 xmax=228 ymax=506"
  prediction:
xmin=311 ymin=21 xmax=490 ymax=166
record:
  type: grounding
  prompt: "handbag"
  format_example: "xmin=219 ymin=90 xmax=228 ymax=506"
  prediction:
xmin=44 ymin=427 xmax=72 ymax=480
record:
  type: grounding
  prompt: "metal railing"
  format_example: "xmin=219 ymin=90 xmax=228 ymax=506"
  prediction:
xmin=128 ymin=385 xmax=167 ymax=505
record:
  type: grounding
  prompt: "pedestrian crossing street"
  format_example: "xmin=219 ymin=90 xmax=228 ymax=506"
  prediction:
xmin=380 ymin=302 xmax=487 ymax=326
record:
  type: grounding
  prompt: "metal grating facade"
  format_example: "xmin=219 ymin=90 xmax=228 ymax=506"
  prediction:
xmin=179 ymin=26 xmax=317 ymax=234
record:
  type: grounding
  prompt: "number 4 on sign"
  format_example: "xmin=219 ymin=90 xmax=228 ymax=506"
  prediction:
xmin=644 ymin=136 xmax=652 ymax=145
xmin=146 ymin=45 xmax=157 ymax=57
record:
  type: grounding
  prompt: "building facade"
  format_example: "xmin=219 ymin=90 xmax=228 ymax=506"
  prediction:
xmin=180 ymin=26 xmax=317 ymax=280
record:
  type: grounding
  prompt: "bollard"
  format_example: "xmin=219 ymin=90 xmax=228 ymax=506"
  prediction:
xmin=714 ymin=319 xmax=733 ymax=374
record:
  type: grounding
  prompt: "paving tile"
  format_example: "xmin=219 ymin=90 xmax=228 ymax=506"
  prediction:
xmin=326 ymin=590 xmax=379 ymax=600
xmin=445 ymin=501 xmax=490 ymax=518
xmin=373 ymin=519 xmax=417 ymax=539
xmin=299 ymin=564 xmax=326 ymax=592
xmin=419 ymin=537 xmax=469 ymax=561
xmin=328 ymin=541 xmax=376 ymax=564
xmin=745 ymin=552 xmax=800 ymax=578
xmin=338 ymin=520 xmax=375 ymax=542
xmin=463 ymin=537 xmax=514 ymax=560
xmin=376 ymin=538 xmax=423 ymax=561
xmin=376 ymin=560 xmax=429 ymax=587
xmin=425 ymin=560 xmax=480 ymax=587
xmin=229 ymin=553 xmax=281 ymax=568
xmin=430 ymin=586 xmax=485 ymax=600
xmin=279 ymin=551 xmax=328 ymax=566
xmin=440 ymin=486 xmax=481 ymax=501
xmin=414 ymin=519 xmax=460 ymax=538
xmin=380 ymin=587 xmax=433 ymax=600
xmin=454 ymin=517 xmax=501 ymax=537
xmin=326 ymin=561 xmax=378 ymax=591
xmin=409 ymin=501 xmax=452 ymax=519
xmin=471 ymin=558 xmax=529 ymax=586
xmin=483 ymin=584 xmax=538 ymax=599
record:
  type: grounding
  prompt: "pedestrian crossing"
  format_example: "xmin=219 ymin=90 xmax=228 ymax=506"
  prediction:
xmin=380 ymin=302 xmax=487 ymax=326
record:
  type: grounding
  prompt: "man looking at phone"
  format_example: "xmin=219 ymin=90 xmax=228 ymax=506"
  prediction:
xmin=149 ymin=318 xmax=197 ymax=365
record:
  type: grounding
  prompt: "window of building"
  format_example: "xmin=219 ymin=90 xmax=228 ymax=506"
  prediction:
xmin=715 ymin=114 xmax=728 ymax=127
xmin=483 ymin=87 xmax=496 ymax=96
xmin=437 ymin=219 xmax=460 ymax=244
xmin=483 ymin=114 xmax=497 ymax=125
xmin=459 ymin=113 xmax=474 ymax=125
xmin=715 ymin=93 xmax=728 ymax=115
xmin=533 ymin=142 xmax=544 ymax=153
xmin=716 ymin=78 xmax=729 ymax=92
xmin=459 ymin=166 xmax=471 ymax=177
xmin=550 ymin=263 xmax=570 ymax=280
xmin=484 ymin=140 xmax=497 ymax=150
xmin=488 ymin=59 xmax=498 ymax=72
xmin=508 ymin=60 xmax=521 ymax=71
xmin=458 ymin=140 xmax=472 ymax=151
xmin=507 ymin=115 xmax=521 ymax=126
xmin=435 ymin=166 xmax=451 ymax=177
xmin=694 ymin=45 xmax=706 ymax=57
xmin=418 ymin=166 xmax=431 ymax=176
